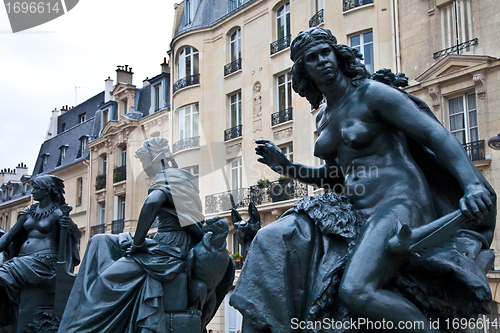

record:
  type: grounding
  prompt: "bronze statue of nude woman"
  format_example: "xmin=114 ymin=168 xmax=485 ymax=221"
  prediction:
xmin=230 ymin=27 xmax=496 ymax=333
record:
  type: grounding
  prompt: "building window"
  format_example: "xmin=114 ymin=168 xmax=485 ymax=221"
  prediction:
xmin=99 ymin=154 xmax=107 ymax=175
xmin=229 ymin=92 xmax=242 ymax=129
xmin=178 ymin=46 xmax=199 ymax=80
xmin=154 ymin=84 xmax=161 ymax=112
xmin=230 ymin=29 xmax=241 ymax=63
xmin=102 ymin=109 xmax=109 ymax=130
xmin=185 ymin=0 xmax=199 ymax=24
xmin=277 ymin=72 xmax=292 ymax=112
xmin=280 ymin=143 xmax=293 ymax=162
xmin=350 ymin=31 xmax=374 ymax=74
xmin=232 ymin=232 xmax=242 ymax=255
xmin=77 ymin=137 xmax=88 ymax=158
xmin=61 ymin=123 xmax=66 ymax=132
xmin=77 ymin=177 xmax=83 ymax=206
xmin=120 ymin=100 xmax=127 ymax=115
xmin=78 ymin=113 xmax=86 ymax=123
xmin=8 ymin=187 xmax=13 ymax=200
xmin=98 ymin=202 xmax=106 ymax=225
xmin=182 ymin=165 xmax=199 ymax=186
xmin=116 ymin=195 xmax=126 ymax=220
xmin=118 ymin=146 xmax=127 ymax=167
xmin=178 ymin=103 xmax=199 ymax=141
xmin=440 ymin=0 xmax=473 ymax=52
xmin=40 ymin=154 xmax=49 ymax=173
xmin=448 ymin=93 xmax=478 ymax=145
xmin=57 ymin=146 xmax=67 ymax=167
xmin=277 ymin=3 xmax=290 ymax=41
xmin=343 ymin=0 xmax=373 ymax=11
xmin=230 ymin=158 xmax=242 ymax=190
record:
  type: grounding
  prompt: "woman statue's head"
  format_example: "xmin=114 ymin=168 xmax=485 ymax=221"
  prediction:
xmin=135 ymin=137 xmax=178 ymax=177
xmin=31 ymin=175 xmax=66 ymax=205
xmin=290 ymin=27 xmax=369 ymax=109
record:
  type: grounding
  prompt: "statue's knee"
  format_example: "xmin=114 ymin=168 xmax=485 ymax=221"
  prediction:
xmin=338 ymin=281 xmax=368 ymax=309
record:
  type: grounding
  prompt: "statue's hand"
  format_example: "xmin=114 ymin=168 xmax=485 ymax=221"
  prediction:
xmin=125 ymin=240 xmax=151 ymax=256
xmin=59 ymin=216 xmax=72 ymax=229
xmin=255 ymin=139 xmax=289 ymax=173
xmin=460 ymin=185 xmax=493 ymax=220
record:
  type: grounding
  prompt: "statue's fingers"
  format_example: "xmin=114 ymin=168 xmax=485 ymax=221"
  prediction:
xmin=465 ymin=197 xmax=483 ymax=219
xmin=255 ymin=139 xmax=270 ymax=144
xmin=475 ymin=196 xmax=489 ymax=216
xmin=459 ymin=198 xmax=473 ymax=220
xmin=480 ymin=191 xmax=494 ymax=213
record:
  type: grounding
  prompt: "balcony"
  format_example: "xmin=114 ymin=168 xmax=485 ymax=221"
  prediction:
xmin=270 ymin=35 xmax=291 ymax=55
xmin=309 ymin=9 xmax=324 ymax=27
xmin=271 ymin=108 xmax=293 ymax=126
xmin=205 ymin=188 xmax=250 ymax=214
xmin=204 ymin=179 xmax=308 ymax=214
xmin=91 ymin=224 xmax=105 ymax=237
xmin=173 ymin=136 xmax=200 ymax=154
xmin=224 ymin=58 xmax=242 ymax=76
xmin=112 ymin=219 xmax=124 ymax=234
xmin=343 ymin=0 xmax=373 ymax=11
xmin=433 ymin=38 xmax=478 ymax=59
xmin=95 ymin=174 xmax=106 ymax=191
xmin=173 ymin=74 xmax=200 ymax=94
xmin=113 ymin=165 xmax=126 ymax=183
xmin=224 ymin=124 xmax=242 ymax=141
xmin=463 ymin=140 xmax=485 ymax=162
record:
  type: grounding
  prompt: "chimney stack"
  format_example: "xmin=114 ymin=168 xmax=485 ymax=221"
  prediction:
xmin=143 ymin=77 xmax=150 ymax=87
xmin=161 ymin=57 xmax=170 ymax=73
xmin=104 ymin=76 xmax=114 ymax=102
xmin=116 ymin=65 xmax=134 ymax=85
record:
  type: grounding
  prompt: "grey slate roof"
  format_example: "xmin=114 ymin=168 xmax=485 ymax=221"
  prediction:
xmin=57 ymin=92 xmax=105 ymax=135
xmin=175 ymin=0 xmax=256 ymax=37
xmin=33 ymin=119 xmax=95 ymax=175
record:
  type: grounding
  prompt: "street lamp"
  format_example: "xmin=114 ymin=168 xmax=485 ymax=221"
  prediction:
xmin=487 ymin=134 xmax=500 ymax=150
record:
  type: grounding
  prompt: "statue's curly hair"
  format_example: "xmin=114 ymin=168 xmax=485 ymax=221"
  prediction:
xmin=290 ymin=27 xmax=369 ymax=109
xmin=135 ymin=137 xmax=178 ymax=169
xmin=32 ymin=175 xmax=66 ymax=205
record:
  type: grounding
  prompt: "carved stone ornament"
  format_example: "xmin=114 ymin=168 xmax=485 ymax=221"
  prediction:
xmin=253 ymin=119 xmax=262 ymax=133
xmin=273 ymin=127 xmax=292 ymax=141
xmin=253 ymin=82 xmax=262 ymax=118
xmin=428 ymin=86 xmax=441 ymax=112
xmin=473 ymin=72 xmax=486 ymax=100
xmin=428 ymin=0 xmax=435 ymax=16
xmin=226 ymin=142 xmax=242 ymax=156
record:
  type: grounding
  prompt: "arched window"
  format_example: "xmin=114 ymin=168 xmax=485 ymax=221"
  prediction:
xmin=230 ymin=29 xmax=241 ymax=63
xmin=177 ymin=46 xmax=199 ymax=80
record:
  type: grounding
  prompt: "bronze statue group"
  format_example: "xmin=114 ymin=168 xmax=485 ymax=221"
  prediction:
xmin=0 ymin=27 xmax=496 ymax=333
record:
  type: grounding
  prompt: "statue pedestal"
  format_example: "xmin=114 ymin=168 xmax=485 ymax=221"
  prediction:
xmin=17 ymin=287 xmax=54 ymax=333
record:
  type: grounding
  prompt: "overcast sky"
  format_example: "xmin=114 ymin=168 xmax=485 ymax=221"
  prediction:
xmin=0 ymin=0 xmax=177 ymax=175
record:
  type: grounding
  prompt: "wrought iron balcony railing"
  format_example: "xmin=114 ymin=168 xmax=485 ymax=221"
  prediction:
xmin=173 ymin=74 xmax=200 ymax=94
xmin=272 ymin=108 xmax=293 ymax=126
xmin=204 ymin=179 xmax=308 ymax=214
xmin=173 ymin=136 xmax=200 ymax=154
xmin=249 ymin=179 xmax=308 ymax=205
xmin=224 ymin=58 xmax=242 ymax=76
xmin=343 ymin=0 xmax=373 ymax=11
xmin=113 ymin=165 xmax=126 ymax=183
xmin=205 ymin=188 xmax=250 ymax=214
xmin=91 ymin=224 xmax=105 ymax=237
xmin=309 ymin=9 xmax=324 ymax=27
xmin=270 ymin=35 xmax=291 ymax=55
xmin=463 ymin=140 xmax=485 ymax=162
xmin=433 ymin=38 xmax=478 ymax=59
xmin=95 ymin=174 xmax=106 ymax=191
xmin=112 ymin=219 xmax=124 ymax=234
xmin=224 ymin=124 xmax=242 ymax=141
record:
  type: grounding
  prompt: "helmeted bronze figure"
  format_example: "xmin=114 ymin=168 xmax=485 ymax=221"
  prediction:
xmin=230 ymin=27 xmax=496 ymax=333
xmin=58 ymin=137 xmax=234 ymax=333
xmin=0 ymin=175 xmax=81 ymax=333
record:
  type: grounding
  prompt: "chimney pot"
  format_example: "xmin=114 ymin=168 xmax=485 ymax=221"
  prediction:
xmin=164 ymin=57 xmax=167 ymax=63
xmin=125 ymin=65 xmax=128 ymax=71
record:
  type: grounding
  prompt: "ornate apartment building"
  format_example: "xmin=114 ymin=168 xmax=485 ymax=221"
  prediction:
xmin=0 ymin=164 xmax=31 ymax=233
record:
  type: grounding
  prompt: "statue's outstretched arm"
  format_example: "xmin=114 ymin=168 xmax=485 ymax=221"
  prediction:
xmin=255 ymin=139 xmax=342 ymax=188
